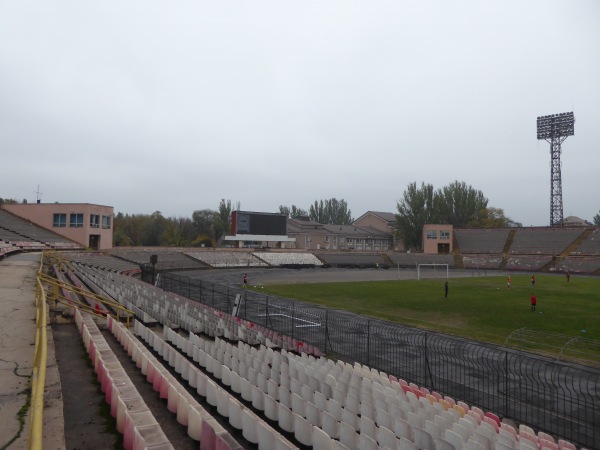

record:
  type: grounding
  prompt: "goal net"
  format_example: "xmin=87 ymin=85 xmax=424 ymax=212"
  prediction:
xmin=417 ymin=263 xmax=449 ymax=280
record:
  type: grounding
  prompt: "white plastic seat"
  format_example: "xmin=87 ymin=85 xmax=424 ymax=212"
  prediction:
xmin=313 ymin=425 xmax=334 ymax=450
xmin=305 ymin=401 xmax=321 ymax=427
xmin=445 ymin=429 xmax=466 ymax=450
xmin=394 ymin=416 xmax=413 ymax=440
xmin=293 ymin=413 xmax=313 ymax=446
xmin=359 ymin=415 xmax=377 ymax=440
xmin=291 ymin=393 xmax=306 ymax=417
xmin=252 ymin=385 xmax=265 ymax=411
xmin=279 ymin=386 xmax=292 ymax=409
xmin=241 ymin=408 xmax=259 ymax=444
xmin=436 ymin=436 xmax=459 ymax=450
xmin=341 ymin=407 xmax=359 ymax=432
xmin=414 ymin=426 xmax=436 ymax=450
xmin=228 ymin=398 xmax=243 ymax=430
xmin=278 ymin=404 xmax=295 ymax=433
xmin=327 ymin=399 xmax=343 ymax=421
xmin=467 ymin=438 xmax=486 ymax=450
xmin=359 ymin=433 xmax=379 ymax=450
xmin=377 ymin=425 xmax=398 ymax=450
xmin=264 ymin=394 xmax=278 ymax=422
xmin=321 ymin=410 xmax=340 ymax=439
xmin=398 ymin=437 xmax=419 ymax=450
xmin=339 ymin=420 xmax=359 ymax=450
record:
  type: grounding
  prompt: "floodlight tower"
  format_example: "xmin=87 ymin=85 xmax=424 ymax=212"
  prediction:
xmin=536 ymin=112 xmax=575 ymax=227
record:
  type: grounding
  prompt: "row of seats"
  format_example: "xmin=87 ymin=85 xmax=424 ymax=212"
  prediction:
xmin=186 ymin=251 xmax=269 ymax=268
xmin=72 ymin=262 xmax=322 ymax=356
xmin=69 ymin=260 xmax=582 ymax=450
xmin=160 ymin=322 xmax=581 ymax=450
xmin=107 ymin=315 xmax=247 ymax=449
xmin=455 ymin=229 xmax=511 ymax=254
xmin=74 ymin=309 xmax=173 ymax=450
xmin=253 ymin=252 xmax=323 ymax=267
xmin=127 ymin=318 xmax=296 ymax=449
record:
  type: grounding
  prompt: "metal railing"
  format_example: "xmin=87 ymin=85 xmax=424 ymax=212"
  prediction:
xmin=146 ymin=268 xmax=600 ymax=448
xmin=28 ymin=257 xmax=48 ymax=450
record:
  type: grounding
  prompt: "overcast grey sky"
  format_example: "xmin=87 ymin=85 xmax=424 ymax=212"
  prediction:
xmin=1 ymin=1 xmax=598 ymax=226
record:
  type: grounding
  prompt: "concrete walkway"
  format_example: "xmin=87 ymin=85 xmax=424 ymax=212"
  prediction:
xmin=0 ymin=253 xmax=64 ymax=450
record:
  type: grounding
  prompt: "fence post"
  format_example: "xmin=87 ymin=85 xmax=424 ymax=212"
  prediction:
xmin=324 ymin=309 xmax=328 ymax=354
xmin=504 ymin=350 xmax=509 ymax=418
xmin=292 ymin=302 xmax=295 ymax=340
xmin=367 ymin=320 xmax=370 ymax=366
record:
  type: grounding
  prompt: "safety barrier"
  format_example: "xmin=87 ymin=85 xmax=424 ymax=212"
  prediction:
xmin=28 ymin=257 xmax=48 ymax=450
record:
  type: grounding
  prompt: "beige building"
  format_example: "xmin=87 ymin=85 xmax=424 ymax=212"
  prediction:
xmin=422 ymin=224 xmax=453 ymax=254
xmin=286 ymin=215 xmax=393 ymax=251
xmin=353 ymin=211 xmax=400 ymax=250
xmin=2 ymin=203 xmax=114 ymax=250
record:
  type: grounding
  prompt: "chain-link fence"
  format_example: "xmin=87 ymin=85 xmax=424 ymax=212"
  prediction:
xmin=142 ymin=267 xmax=600 ymax=448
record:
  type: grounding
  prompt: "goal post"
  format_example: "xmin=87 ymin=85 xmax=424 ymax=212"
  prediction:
xmin=417 ymin=263 xmax=449 ymax=280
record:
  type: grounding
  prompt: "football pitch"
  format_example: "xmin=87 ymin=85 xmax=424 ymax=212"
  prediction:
xmin=252 ymin=273 xmax=600 ymax=350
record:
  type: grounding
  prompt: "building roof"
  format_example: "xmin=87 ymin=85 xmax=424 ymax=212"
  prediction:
xmin=322 ymin=224 xmax=390 ymax=237
xmin=354 ymin=211 xmax=397 ymax=224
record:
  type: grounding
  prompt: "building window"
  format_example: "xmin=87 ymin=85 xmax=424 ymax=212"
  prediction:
xmin=53 ymin=213 xmax=66 ymax=227
xmin=69 ymin=213 xmax=84 ymax=228
xmin=426 ymin=230 xmax=438 ymax=239
xmin=440 ymin=230 xmax=450 ymax=240
xmin=102 ymin=215 xmax=111 ymax=229
xmin=90 ymin=214 xmax=100 ymax=228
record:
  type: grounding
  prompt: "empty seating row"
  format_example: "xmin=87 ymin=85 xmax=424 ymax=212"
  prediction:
xmin=159 ymin=323 xmax=505 ymax=450
xmin=253 ymin=252 xmax=323 ymax=267
xmin=74 ymin=309 xmax=173 ymax=450
xmin=128 ymin=319 xmax=296 ymax=449
xmin=388 ymin=253 xmax=455 ymax=268
xmin=71 ymin=262 xmax=322 ymax=356
xmin=509 ymin=228 xmax=584 ymax=256
xmin=454 ymin=229 xmax=511 ymax=254
xmin=73 ymin=261 xmax=581 ymax=450
xmin=186 ymin=251 xmax=269 ymax=268
xmin=108 ymin=316 xmax=247 ymax=449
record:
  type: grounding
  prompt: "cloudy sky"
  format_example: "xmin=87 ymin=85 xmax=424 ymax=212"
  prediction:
xmin=1 ymin=1 xmax=598 ymax=226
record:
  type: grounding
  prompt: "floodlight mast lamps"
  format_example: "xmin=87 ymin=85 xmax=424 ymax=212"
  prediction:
xmin=536 ymin=112 xmax=574 ymax=227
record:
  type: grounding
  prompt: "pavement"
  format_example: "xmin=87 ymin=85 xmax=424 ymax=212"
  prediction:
xmin=0 ymin=252 xmax=65 ymax=450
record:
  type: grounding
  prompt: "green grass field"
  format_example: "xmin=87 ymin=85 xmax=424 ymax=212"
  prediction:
xmin=253 ymin=273 xmax=600 ymax=363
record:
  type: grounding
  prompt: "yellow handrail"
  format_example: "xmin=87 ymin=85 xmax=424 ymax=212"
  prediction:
xmin=28 ymin=257 xmax=47 ymax=449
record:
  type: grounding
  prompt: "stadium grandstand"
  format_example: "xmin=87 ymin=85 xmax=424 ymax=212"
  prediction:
xmin=2 ymin=206 xmax=600 ymax=449
xmin=0 ymin=209 xmax=82 ymax=254
xmin=13 ymin=250 xmax=596 ymax=449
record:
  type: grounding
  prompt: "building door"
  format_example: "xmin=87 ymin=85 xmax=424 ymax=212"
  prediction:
xmin=89 ymin=234 xmax=100 ymax=250
xmin=437 ymin=243 xmax=450 ymax=254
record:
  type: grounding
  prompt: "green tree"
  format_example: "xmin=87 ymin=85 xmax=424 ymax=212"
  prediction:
xmin=395 ymin=182 xmax=438 ymax=250
xmin=122 ymin=214 xmax=149 ymax=246
xmin=278 ymin=205 xmax=308 ymax=218
xmin=593 ymin=211 xmax=600 ymax=226
xmin=435 ymin=181 xmax=488 ymax=227
xmin=192 ymin=209 xmax=216 ymax=239
xmin=309 ymin=198 xmax=352 ymax=224
xmin=161 ymin=216 xmax=195 ymax=246
xmin=214 ymin=199 xmax=233 ymax=242
xmin=468 ymin=207 xmax=522 ymax=228
xmin=144 ymin=211 xmax=167 ymax=246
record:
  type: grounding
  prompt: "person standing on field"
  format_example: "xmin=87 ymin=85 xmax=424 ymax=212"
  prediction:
xmin=531 ymin=293 xmax=537 ymax=312
xmin=243 ymin=273 xmax=247 ymax=288
xmin=566 ymin=271 xmax=570 ymax=283
xmin=531 ymin=275 xmax=535 ymax=287
xmin=444 ymin=281 xmax=448 ymax=299
xmin=507 ymin=276 xmax=511 ymax=289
